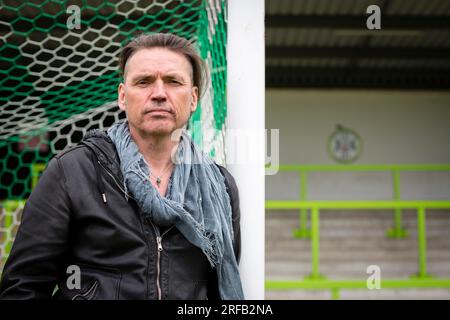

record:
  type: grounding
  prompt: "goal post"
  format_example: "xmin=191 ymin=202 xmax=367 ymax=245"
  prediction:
xmin=227 ymin=0 xmax=265 ymax=300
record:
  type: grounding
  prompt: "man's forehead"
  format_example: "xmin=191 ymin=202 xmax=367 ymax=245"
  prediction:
xmin=125 ymin=47 xmax=193 ymax=77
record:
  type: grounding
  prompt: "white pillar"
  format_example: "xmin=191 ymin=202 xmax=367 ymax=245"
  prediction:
xmin=226 ymin=0 xmax=265 ymax=299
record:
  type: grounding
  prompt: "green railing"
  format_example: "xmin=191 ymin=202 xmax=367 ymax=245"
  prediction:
xmin=265 ymin=164 xmax=450 ymax=299
xmin=276 ymin=164 xmax=450 ymax=239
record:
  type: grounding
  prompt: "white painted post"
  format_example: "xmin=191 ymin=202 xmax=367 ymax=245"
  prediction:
xmin=226 ymin=0 xmax=265 ymax=299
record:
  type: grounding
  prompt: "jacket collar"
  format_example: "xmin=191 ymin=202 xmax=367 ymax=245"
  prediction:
xmin=81 ymin=129 xmax=122 ymax=179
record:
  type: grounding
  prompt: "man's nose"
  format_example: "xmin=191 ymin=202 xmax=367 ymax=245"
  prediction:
xmin=151 ymin=79 xmax=167 ymax=102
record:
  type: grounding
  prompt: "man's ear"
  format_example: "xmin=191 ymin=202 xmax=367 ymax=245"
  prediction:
xmin=190 ymin=86 xmax=198 ymax=113
xmin=118 ymin=83 xmax=126 ymax=111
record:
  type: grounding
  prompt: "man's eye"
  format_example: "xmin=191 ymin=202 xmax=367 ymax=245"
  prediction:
xmin=168 ymin=79 xmax=181 ymax=85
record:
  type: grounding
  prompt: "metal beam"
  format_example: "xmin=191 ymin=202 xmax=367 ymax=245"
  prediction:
xmin=266 ymin=14 xmax=450 ymax=30
xmin=267 ymin=46 xmax=450 ymax=59
xmin=266 ymin=66 xmax=450 ymax=89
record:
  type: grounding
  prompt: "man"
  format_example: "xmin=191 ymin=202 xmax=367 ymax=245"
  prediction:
xmin=0 ymin=33 xmax=244 ymax=300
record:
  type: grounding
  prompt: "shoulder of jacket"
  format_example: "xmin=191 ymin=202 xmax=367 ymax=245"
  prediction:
xmin=52 ymin=144 xmax=91 ymax=164
xmin=53 ymin=129 xmax=110 ymax=161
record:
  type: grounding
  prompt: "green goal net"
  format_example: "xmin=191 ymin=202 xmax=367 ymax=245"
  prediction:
xmin=0 ymin=0 xmax=228 ymax=273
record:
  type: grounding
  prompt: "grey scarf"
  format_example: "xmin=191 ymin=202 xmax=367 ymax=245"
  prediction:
xmin=107 ymin=121 xmax=244 ymax=299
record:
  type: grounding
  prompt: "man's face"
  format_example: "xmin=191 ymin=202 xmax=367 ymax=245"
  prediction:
xmin=118 ymin=47 xmax=198 ymax=138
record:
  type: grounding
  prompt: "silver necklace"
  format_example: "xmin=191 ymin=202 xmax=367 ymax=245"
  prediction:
xmin=150 ymin=162 xmax=173 ymax=188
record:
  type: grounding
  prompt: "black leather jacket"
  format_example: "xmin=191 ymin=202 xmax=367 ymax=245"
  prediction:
xmin=0 ymin=130 xmax=241 ymax=300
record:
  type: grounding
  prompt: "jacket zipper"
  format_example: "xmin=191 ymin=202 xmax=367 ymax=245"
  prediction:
xmin=156 ymin=233 xmax=163 ymax=300
xmin=149 ymin=220 xmax=174 ymax=300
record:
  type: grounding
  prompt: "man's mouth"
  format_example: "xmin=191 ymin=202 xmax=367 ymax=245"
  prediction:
xmin=144 ymin=108 xmax=173 ymax=116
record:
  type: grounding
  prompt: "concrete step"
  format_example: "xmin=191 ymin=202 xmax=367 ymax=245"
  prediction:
xmin=266 ymin=214 xmax=450 ymax=228
xmin=266 ymin=240 xmax=450 ymax=254
xmin=265 ymin=289 xmax=450 ymax=300
xmin=265 ymin=209 xmax=450 ymax=299
xmin=266 ymin=217 xmax=450 ymax=239
xmin=266 ymin=209 xmax=450 ymax=216
xmin=266 ymin=261 xmax=450 ymax=279
xmin=266 ymin=210 xmax=450 ymax=224
xmin=266 ymin=250 xmax=450 ymax=262
xmin=267 ymin=230 xmax=450 ymax=239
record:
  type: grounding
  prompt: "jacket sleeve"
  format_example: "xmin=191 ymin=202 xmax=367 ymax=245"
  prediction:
xmin=216 ymin=165 xmax=241 ymax=264
xmin=0 ymin=157 xmax=72 ymax=299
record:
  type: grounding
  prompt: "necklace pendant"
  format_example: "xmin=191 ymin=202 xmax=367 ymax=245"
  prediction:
xmin=156 ymin=177 xmax=161 ymax=187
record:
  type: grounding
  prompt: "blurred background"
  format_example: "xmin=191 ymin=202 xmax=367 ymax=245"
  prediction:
xmin=265 ymin=0 xmax=450 ymax=299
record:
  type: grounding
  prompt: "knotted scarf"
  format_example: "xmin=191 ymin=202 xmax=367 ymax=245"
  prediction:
xmin=107 ymin=120 xmax=244 ymax=299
